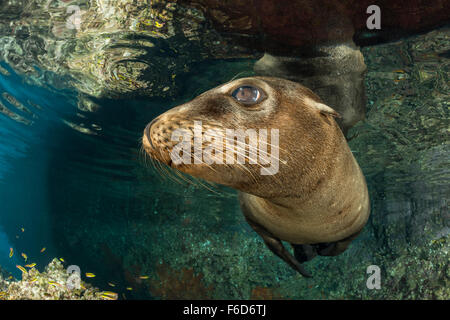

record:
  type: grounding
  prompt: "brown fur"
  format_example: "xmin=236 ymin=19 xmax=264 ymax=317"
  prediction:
xmin=142 ymin=77 xmax=370 ymax=275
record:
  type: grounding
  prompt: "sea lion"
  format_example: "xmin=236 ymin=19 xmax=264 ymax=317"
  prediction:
xmin=142 ymin=76 xmax=370 ymax=277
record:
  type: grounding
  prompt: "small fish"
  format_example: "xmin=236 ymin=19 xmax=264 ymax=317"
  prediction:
xmin=85 ymin=273 xmax=96 ymax=278
xmin=139 ymin=275 xmax=149 ymax=280
xmin=16 ymin=265 xmax=27 ymax=274
xmin=29 ymin=278 xmax=37 ymax=283
xmin=393 ymin=69 xmax=406 ymax=73
xmin=25 ymin=263 xmax=36 ymax=268
xmin=21 ymin=228 xmax=25 ymax=232
xmin=9 ymin=248 xmax=13 ymax=258
xmin=48 ymin=281 xmax=61 ymax=287
xmin=21 ymin=253 xmax=27 ymax=262
xmin=108 ymin=282 xmax=116 ymax=287
xmin=59 ymin=258 xmax=65 ymax=263
xmin=155 ymin=21 xmax=164 ymax=28
xmin=126 ymin=287 xmax=133 ymax=291
xmin=101 ymin=291 xmax=118 ymax=298
xmin=40 ymin=247 xmax=46 ymax=253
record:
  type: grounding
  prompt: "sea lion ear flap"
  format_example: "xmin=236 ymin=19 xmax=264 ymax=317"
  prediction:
xmin=314 ymin=102 xmax=342 ymax=118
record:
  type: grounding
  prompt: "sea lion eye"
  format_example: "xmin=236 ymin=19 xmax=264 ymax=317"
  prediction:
xmin=231 ymin=86 xmax=263 ymax=105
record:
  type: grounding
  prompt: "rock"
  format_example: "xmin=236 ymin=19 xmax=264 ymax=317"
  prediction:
xmin=180 ymin=0 xmax=450 ymax=50
xmin=0 ymin=0 xmax=258 ymax=100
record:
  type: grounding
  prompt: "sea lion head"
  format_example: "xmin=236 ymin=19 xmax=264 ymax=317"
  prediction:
xmin=142 ymin=76 xmax=342 ymax=198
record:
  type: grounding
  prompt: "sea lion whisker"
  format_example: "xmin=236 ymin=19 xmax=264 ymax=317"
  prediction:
xmin=203 ymin=130 xmax=289 ymax=154
xmin=218 ymin=137 xmax=289 ymax=176
xmin=192 ymin=177 xmax=222 ymax=195
xmin=140 ymin=145 xmax=159 ymax=173
xmin=153 ymin=150 xmax=193 ymax=186
xmin=142 ymin=147 xmax=153 ymax=169
xmin=219 ymin=145 xmax=260 ymax=184
xmin=229 ymin=71 xmax=252 ymax=82
xmin=138 ymin=145 xmax=147 ymax=165
xmin=152 ymin=151 xmax=217 ymax=190
xmin=191 ymin=153 xmax=221 ymax=175
xmin=226 ymin=144 xmax=285 ymax=185
xmin=152 ymin=158 xmax=168 ymax=181
xmin=151 ymin=153 xmax=179 ymax=184
xmin=200 ymin=134 xmax=283 ymax=184
xmin=168 ymin=166 xmax=196 ymax=186
xmin=158 ymin=160 xmax=188 ymax=186
xmin=252 ymin=140 xmax=289 ymax=166
xmin=203 ymin=132 xmax=288 ymax=166
xmin=188 ymin=154 xmax=224 ymax=194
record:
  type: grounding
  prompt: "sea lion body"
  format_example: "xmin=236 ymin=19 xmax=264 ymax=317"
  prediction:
xmin=142 ymin=76 xmax=370 ymax=276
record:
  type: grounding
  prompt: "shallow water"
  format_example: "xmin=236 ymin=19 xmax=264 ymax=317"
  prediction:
xmin=0 ymin=27 xmax=448 ymax=299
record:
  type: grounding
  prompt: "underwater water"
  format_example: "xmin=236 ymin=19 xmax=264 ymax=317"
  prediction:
xmin=0 ymin=25 xmax=448 ymax=300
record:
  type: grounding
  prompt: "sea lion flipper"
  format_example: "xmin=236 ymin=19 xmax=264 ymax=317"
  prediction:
xmin=315 ymin=229 xmax=363 ymax=256
xmin=292 ymin=244 xmax=318 ymax=263
xmin=246 ymin=219 xmax=312 ymax=278
xmin=264 ymin=236 xmax=313 ymax=278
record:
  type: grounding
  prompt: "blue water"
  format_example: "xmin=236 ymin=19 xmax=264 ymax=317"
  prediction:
xmin=0 ymin=60 xmax=248 ymax=297
xmin=0 ymin=63 xmax=77 ymax=278
xmin=1 ymin=63 xmax=147 ymax=283
xmin=0 ymin=226 xmax=21 ymax=275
